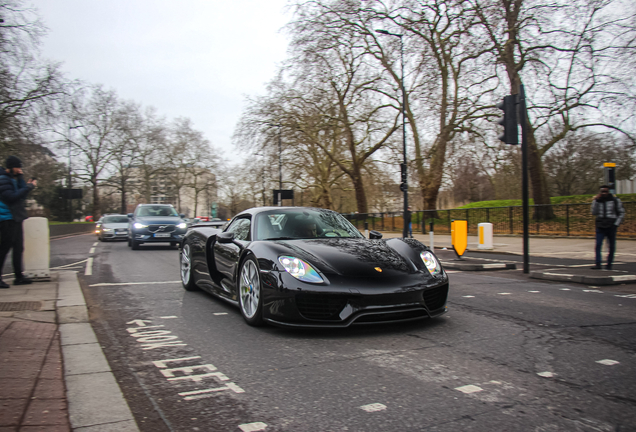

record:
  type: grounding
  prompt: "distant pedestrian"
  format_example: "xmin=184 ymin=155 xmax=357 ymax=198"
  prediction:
xmin=0 ymin=156 xmax=37 ymax=287
xmin=404 ymin=206 xmax=412 ymax=238
xmin=591 ymin=185 xmax=624 ymax=270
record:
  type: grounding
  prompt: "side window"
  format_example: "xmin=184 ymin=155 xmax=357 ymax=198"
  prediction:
xmin=226 ymin=218 xmax=251 ymax=241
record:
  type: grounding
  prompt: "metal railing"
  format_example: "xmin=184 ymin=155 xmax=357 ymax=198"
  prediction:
xmin=343 ymin=202 xmax=636 ymax=238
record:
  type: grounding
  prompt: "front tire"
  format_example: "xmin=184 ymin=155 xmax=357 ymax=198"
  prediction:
xmin=131 ymin=239 xmax=140 ymax=250
xmin=238 ymin=255 xmax=263 ymax=326
xmin=180 ymin=243 xmax=198 ymax=291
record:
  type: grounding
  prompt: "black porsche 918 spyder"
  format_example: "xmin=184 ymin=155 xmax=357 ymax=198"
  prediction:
xmin=180 ymin=207 xmax=449 ymax=328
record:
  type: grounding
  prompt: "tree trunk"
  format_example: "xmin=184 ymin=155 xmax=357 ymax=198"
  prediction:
xmin=92 ymin=178 xmax=100 ymax=220
xmin=525 ymin=124 xmax=553 ymax=220
xmin=120 ymin=187 xmax=127 ymax=214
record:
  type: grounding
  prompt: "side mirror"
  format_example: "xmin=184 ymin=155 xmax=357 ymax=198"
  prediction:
xmin=369 ymin=230 xmax=383 ymax=240
xmin=193 ymin=218 xmax=201 ymax=224
xmin=217 ymin=232 xmax=235 ymax=244
xmin=180 ymin=213 xmax=186 ymax=218
xmin=127 ymin=213 xmax=133 ymax=218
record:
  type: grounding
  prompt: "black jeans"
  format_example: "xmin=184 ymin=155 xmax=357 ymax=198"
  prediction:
xmin=0 ymin=220 xmax=24 ymax=279
xmin=595 ymin=225 xmax=617 ymax=266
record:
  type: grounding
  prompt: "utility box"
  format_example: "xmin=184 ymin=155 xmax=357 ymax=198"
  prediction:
xmin=451 ymin=220 xmax=468 ymax=258
xmin=23 ymin=217 xmax=50 ymax=280
xmin=478 ymin=223 xmax=494 ymax=250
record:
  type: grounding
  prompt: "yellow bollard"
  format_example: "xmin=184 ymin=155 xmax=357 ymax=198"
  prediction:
xmin=451 ymin=220 xmax=468 ymax=258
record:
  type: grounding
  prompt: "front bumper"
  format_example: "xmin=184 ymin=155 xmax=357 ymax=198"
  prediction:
xmin=101 ymin=230 xmax=128 ymax=240
xmin=260 ymin=269 xmax=449 ymax=328
xmin=131 ymin=231 xmax=184 ymax=243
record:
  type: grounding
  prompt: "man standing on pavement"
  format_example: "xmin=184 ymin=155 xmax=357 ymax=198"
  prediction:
xmin=404 ymin=206 xmax=412 ymax=238
xmin=591 ymin=185 xmax=625 ymax=270
xmin=0 ymin=156 xmax=37 ymax=287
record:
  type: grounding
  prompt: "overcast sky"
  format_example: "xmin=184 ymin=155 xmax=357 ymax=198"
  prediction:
xmin=35 ymin=0 xmax=292 ymax=163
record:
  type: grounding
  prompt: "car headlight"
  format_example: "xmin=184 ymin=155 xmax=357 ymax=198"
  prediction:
xmin=133 ymin=222 xmax=147 ymax=229
xmin=278 ymin=256 xmax=323 ymax=283
xmin=420 ymin=251 xmax=442 ymax=276
xmin=177 ymin=222 xmax=187 ymax=229
xmin=102 ymin=228 xmax=113 ymax=232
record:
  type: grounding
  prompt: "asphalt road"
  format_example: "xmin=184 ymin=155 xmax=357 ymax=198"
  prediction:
xmin=51 ymin=234 xmax=636 ymax=432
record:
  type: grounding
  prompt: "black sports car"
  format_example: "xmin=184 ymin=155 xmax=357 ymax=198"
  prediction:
xmin=180 ymin=207 xmax=449 ymax=328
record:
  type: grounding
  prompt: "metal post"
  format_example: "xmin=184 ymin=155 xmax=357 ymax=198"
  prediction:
xmin=399 ymin=36 xmax=408 ymax=239
xmin=68 ymin=131 xmax=73 ymax=222
xmin=566 ymin=204 xmax=570 ymax=236
xmin=278 ymin=126 xmax=282 ymax=207
xmin=519 ymin=85 xmax=530 ymax=273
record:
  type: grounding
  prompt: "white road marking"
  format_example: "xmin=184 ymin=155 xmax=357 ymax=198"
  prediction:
xmin=462 ymin=295 xmax=475 ymax=298
xmin=89 ymin=247 xmax=95 ymax=254
xmin=596 ymin=359 xmax=619 ymax=366
xmin=85 ymin=257 xmax=93 ymax=276
xmin=455 ymin=384 xmax=483 ymax=394
xmin=537 ymin=371 xmax=555 ymax=378
xmin=238 ymin=422 xmax=268 ymax=432
xmin=528 ymin=290 xmax=540 ymax=293
xmin=498 ymin=292 xmax=511 ymax=295
xmin=93 ymin=242 xmax=98 ymax=246
xmin=612 ymin=275 xmax=636 ymax=281
xmin=560 ymin=288 xmax=571 ymax=291
xmin=89 ymin=281 xmax=181 ymax=287
xmin=583 ymin=289 xmax=603 ymax=293
xmin=360 ymin=403 xmax=387 ymax=412
xmin=445 ymin=270 xmax=460 ymax=274
xmin=615 ymin=294 xmax=636 ymax=298
xmin=482 ymin=263 xmax=507 ymax=269
xmin=160 ymin=316 xmax=178 ymax=319
xmin=50 ymin=259 xmax=88 ymax=270
xmin=213 ymin=312 xmax=228 ymax=316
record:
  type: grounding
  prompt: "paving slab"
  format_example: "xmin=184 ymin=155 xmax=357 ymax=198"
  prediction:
xmin=66 ymin=372 xmax=137 ymax=429
xmin=63 ymin=343 xmax=112 ymax=376
xmin=59 ymin=323 xmax=98 ymax=346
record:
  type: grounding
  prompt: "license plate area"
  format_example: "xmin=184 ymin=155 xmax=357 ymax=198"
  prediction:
xmin=154 ymin=233 xmax=171 ymax=238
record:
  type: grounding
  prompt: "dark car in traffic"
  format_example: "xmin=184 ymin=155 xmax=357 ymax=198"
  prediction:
xmin=127 ymin=204 xmax=187 ymax=250
xmin=180 ymin=206 xmax=449 ymax=328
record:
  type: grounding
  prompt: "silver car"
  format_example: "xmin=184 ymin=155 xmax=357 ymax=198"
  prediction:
xmin=98 ymin=215 xmax=130 ymax=241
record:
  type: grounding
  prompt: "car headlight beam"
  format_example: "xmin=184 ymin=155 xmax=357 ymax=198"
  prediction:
xmin=278 ymin=256 xmax=323 ymax=283
xmin=133 ymin=222 xmax=147 ymax=229
xmin=177 ymin=222 xmax=187 ymax=229
xmin=420 ymin=251 xmax=442 ymax=276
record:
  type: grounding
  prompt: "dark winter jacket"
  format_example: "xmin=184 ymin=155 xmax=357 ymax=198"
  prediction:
xmin=591 ymin=195 xmax=625 ymax=227
xmin=0 ymin=167 xmax=34 ymax=223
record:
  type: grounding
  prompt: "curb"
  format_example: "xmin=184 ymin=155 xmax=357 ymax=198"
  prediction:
xmin=56 ymin=270 xmax=139 ymax=432
xmin=529 ymin=271 xmax=636 ymax=286
xmin=441 ymin=261 xmax=517 ymax=271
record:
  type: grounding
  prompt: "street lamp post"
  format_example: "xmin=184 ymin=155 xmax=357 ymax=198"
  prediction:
xmin=377 ymin=29 xmax=408 ymax=238
xmin=266 ymin=123 xmax=283 ymax=206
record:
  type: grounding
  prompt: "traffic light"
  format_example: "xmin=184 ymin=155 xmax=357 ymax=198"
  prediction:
xmin=496 ymin=94 xmax=518 ymax=145
xmin=400 ymin=163 xmax=408 ymax=192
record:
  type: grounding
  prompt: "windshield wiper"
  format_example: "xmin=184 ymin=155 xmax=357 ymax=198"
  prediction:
xmin=263 ymin=237 xmax=297 ymax=241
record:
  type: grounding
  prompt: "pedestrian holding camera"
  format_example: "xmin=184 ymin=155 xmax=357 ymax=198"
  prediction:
xmin=0 ymin=156 xmax=37 ymax=287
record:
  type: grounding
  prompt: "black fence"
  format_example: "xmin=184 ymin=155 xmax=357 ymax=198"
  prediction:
xmin=343 ymin=202 xmax=636 ymax=238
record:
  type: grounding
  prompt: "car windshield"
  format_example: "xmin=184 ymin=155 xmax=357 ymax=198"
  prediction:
xmin=254 ymin=209 xmax=364 ymax=241
xmin=137 ymin=206 xmax=179 ymax=217
xmin=103 ymin=216 xmax=128 ymax=224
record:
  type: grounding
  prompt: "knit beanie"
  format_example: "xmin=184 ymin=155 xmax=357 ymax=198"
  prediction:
xmin=5 ymin=156 xmax=23 ymax=169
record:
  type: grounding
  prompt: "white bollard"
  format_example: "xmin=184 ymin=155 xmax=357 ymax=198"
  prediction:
xmin=23 ymin=217 xmax=50 ymax=280
xmin=477 ymin=222 xmax=493 ymax=250
xmin=429 ymin=231 xmax=435 ymax=250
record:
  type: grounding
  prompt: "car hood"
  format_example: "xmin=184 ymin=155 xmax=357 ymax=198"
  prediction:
xmin=133 ymin=216 xmax=184 ymax=225
xmin=272 ymin=238 xmax=417 ymax=277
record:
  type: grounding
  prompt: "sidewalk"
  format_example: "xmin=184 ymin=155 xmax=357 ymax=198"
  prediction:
xmin=0 ymin=271 xmax=138 ymax=432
